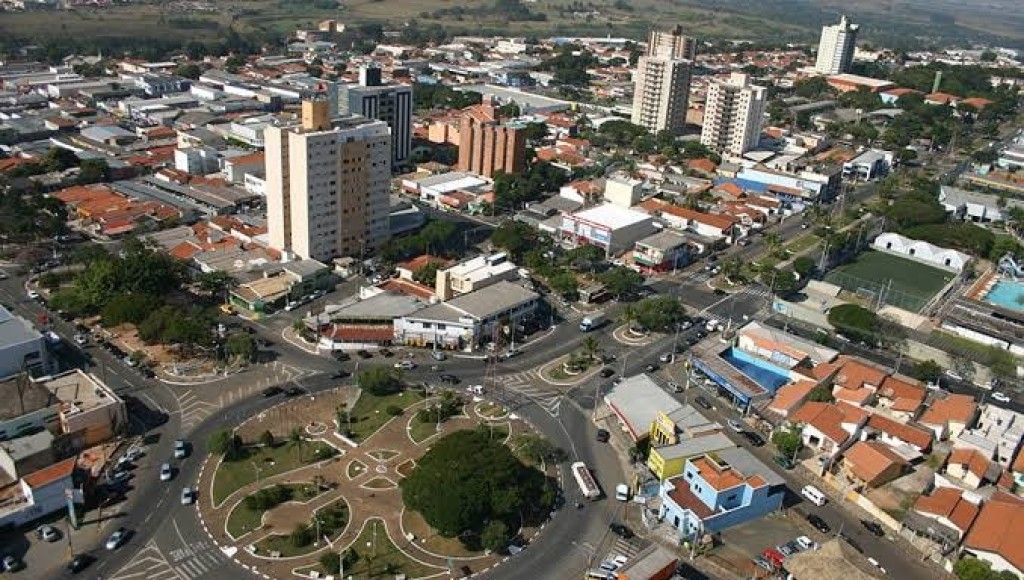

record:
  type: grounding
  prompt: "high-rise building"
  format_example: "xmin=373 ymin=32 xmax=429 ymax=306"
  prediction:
xmin=456 ymin=101 xmax=526 ymax=178
xmin=647 ymin=25 xmax=697 ymax=60
xmin=338 ymin=65 xmax=413 ymax=169
xmin=700 ymin=73 xmax=767 ymax=157
xmin=631 ymin=26 xmax=695 ymax=135
xmin=266 ymin=100 xmax=391 ymax=262
xmin=815 ymin=15 xmax=859 ymax=75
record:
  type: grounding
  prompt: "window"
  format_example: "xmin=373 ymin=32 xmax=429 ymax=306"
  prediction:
xmin=727 ymin=493 xmax=737 ymax=501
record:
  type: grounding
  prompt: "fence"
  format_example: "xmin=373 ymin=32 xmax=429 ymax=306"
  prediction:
xmin=824 ymin=270 xmax=934 ymax=313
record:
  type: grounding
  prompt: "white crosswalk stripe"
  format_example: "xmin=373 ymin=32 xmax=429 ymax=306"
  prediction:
xmin=492 ymin=370 xmax=562 ymax=416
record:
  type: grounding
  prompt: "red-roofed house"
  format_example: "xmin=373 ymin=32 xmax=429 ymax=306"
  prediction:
xmin=638 ymin=199 xmax=739 ymax=241
xmin=790 ymin=401 xmax=867 ymax=457
xmin=823 ymin=356 xmax=888 ymax=407
xmin=768 ymin=381 xmax=817 ymax=417
xmin=946 ymin=447 xmax=1003 ymax=490
xmin=925 ymin=92 xmax=961 ymax=106
xmin=0 ymin=457 xmax=78 ymax=528
xmin=876 ymin=374 xmax=927 ymax=420
xmin=909 ymin=487 xmax=980 ymax=542
xmin=395 ymin=255 xmax=452 ymax=282
xmin=840 ymin=440 xmax=908 ymax=488
xmin=962 ymin=494 xmax=1024 ymax=576
xmin=920 ymin=394 xmax=978 ymax=440
xmin=863 ymin=413 xmax=933 ymax=454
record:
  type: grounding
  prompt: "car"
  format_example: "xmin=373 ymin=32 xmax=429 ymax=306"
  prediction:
xmin=609 ymin=522 xmax=634 ymax=539
xmin=992 ymin=391 xmax=1011 ymax=404
xmin=861 ymin=519 xmax=885 ymax=537
xmin=160 ymin=463 xmax=172 ymax=482
xmin=943 ymin=369 xmax=964 ymax=381
xmin=777 ymin=541 xmax=801 ymax=557
xmin=174 ymin=439 xmax=187 ymax=459
xmin=867 ymin=557 xmax=887 ymax=574
xmin=285 ymin=386 xmax=306 ymax=397
xmin=596 ymin=429 xmax=610 ymax=443
xmin=262 ymin=386 xmax=284 ymax=397
xmin=439 ymin=374 xmax=460 ymax=384
xmin=693 ymin=396 xmax=712 ymax=410
xmin=332 ymin=351 xmax=351 ymax=362
xmin=181 ymin=487 xmax=194 ymax=505
xmin=37 ymin=524 xmax=60 ymax=542
xmin=380 ymin=348 xmax=394 ymax=358
xmin=357 ymin=350 xmax=373 ymax=359
xmin=752 ymin=556 xmax=774 ymax=572
xmin=74 ymin=333 xmax=88 ymax=345
xmin=741 ymin=431 xmax=765 ymax=447
xmin=795 ymin=536 xmax=817 ymax=551
xmin=1 ymin=555 xmax=21 ymax=572
xmin=501 ymin=348 xmax=523 ymax=360
xmin=394 ymin=360 xmax=416 ymax=370
xmin=727 ymin=419 xmax=745 ymax=432
xmin=430 ymin=351 xmax=447 ymax=361
xmin=668 ymin=381 xmax=682 ymax=393
xmin=774 ymin=455 xmax=795 ymax=470
xmin=601 ymin=353 xmax=616 ymax=364
xmin=0 ymin=270 xmax=7 ymax=280
xmin=68 ymin=554 xmax=93 ymax=574
xmin=26 ymin=289 xmax=40 ymax=300
xmin=658 ymin=353 xmax=674 ymax=363
xmin=330 ymin=370 xmax=351 ymax=379
xmin=806 ymin=513 xmax=830 ymax=534
xmin=645 ymin=363 xmax=659 ymax=372
xmin=105 ymin=528 xmax=128 ymax=550
xmin=284 ymin=301 xmax=301 ymax=311
xmin=599 ymin=367 xmax=615 ymax=378
xmin=107 ymin=469 xmax=130 ymax=485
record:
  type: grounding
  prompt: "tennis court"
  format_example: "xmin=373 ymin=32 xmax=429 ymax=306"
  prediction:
xmin=824 ymin=250 xmax=954 ymax=312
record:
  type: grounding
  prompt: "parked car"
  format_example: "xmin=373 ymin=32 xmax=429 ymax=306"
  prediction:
xmin=68 ymin=554 xmax=93 ymax=574
xmin=160 ymin=463 xmax=172 ymax=482
xmin=332 ymin=351 xmax=351 ymax=362
xmin=991 ymin=391 xmax=1011 ymax=404
xmin=262 ymin=386 xmax=284 ymax=398
xmin=394 ymin=360 xmax=416 ymax=370
xmin=668 ymin=381 xmax=682 ymax=393
xmin=644 ymin=363 xmax=659 ymax=372
xmin=693 ymin=396 xmax=712 ymax=410
xmin=105 ymin=528 xmax=128 ymax=550
xmin=74 ymin=333 xmax=88 ymax=346
xmin=431 ymin=351 xmax=447 ymax=361
xmin=609 ymin=522 xmax=633 ymax=539
xmin=727 ymin=419 xmax=745 ymax=432
xmin=1 ymin=555 xmax=21 ymax=572
xmin=285 ymin=386 xmax=306 ymax=397
xmin=174 ymin=439 xmax=187 ymax=459
xmin=741 ymin=431 xmax=765 ymax=447
xmin=867 ymin=557 xmax=887 ymax=574
xmin=806 ymin=513 xmax=830 ymax=534
xmin=599 ymin=367 xmax=615 ymax=378
xmin=861 ymin=519 xmax=885 ymax=537
xmin=596 ymin=429 xmax=610 ymax=443
xmin=777 ymin=541 xmax=802 ymax=557
xmin=357 ymin=350 xmax=373 ymax=359
xmin=658 ymin=353 xmax=674 ymax=363
xmin=774 ymin=455 xmax=795 ymax=470
xmin=379 ymin=348 xmax=394 ymax=358
xmin=439 ymin=374 xmax=460 ymax=384
xmin=795 ymin=536 xmax=817 ymax=551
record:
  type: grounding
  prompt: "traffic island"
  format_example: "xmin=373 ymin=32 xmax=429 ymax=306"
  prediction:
xmin=611 ymin=323 xmax=660 ymax=346
xmin=537 ymin=353 xmax=604 ymax=386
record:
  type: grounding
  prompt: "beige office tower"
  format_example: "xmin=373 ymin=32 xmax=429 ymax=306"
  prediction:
xmin=647 ymin=25 xmax=697 ymax=60
xmin=631 ymin=56 xmax=692 ymax=135
xmin=815 ymin=15 xmax=859 ymax=75
xmin=700 ymin=73 xmax=767 ymax=157
xmin=266 ymin=100 xmax=391 ymax=262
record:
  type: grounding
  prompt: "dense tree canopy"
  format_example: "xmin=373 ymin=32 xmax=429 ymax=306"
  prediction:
xmin=400 ymin=428 xmax=554 ymax=539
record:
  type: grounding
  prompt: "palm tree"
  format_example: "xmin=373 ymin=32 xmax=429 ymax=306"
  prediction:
xmin=764 ymin=232 xmax=782 ymax=257
xmin=621 ymin=304 xmax=637 ymax=331
xmin=721 ymin=258 xmax=744 ymax=284
xmin=582 ymin=336 xmax=599 ymax=362
xmin=289 ymin=427 xmax=304 ymax=462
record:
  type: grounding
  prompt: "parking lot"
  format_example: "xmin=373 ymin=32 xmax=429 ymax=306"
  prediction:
xmin=714 ymin=511 xmax=817 ymax=576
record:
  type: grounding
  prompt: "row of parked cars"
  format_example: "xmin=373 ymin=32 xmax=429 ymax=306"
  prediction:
xmin=755 ymin=535 xmax=819 ymax=573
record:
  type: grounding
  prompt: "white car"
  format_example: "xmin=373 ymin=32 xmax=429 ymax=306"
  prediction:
xmin=943 ymin=369 xmax=964 ymax=381
xmin=159 ymin=463 xmax=172 ymax=482
xmin=394 ymin=360 xmax=416 ymax=370
xmin=1 ymin=555 xmax=20 ymax=572
xmin=658 ymin=353 xmax=674 ymax=363
xmin=867 ymin=557 xmax=887 ymax=575
xmin=727 ymin=419 xmax=745 ymax=432
xmin=795 ymin=535 xmax=817 ymax=551
xmin=37 ymin=524 xmax=60 ymax=542
xmin=26 ymin=289 xmax=39 ymax=300
xmin=105 ymin=528 xmax=127 ymax=550
xmin=180 ymin=487 xmax=194 ymax=505
xmin=991 ymin=392 xmax=1011 ymax=404
xmin=174 ymin=439 xmax=187 ymax=459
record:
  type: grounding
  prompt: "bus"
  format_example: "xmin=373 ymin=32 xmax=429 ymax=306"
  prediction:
xmin=571 ymin=462 xmax=601 ymax=500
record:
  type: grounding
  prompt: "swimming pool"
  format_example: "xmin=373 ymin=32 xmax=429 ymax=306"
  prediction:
xmin=984 ymin=279 xmax=1024 ymax=312
xmin=720 ymin=348 xmax=791 ymax=392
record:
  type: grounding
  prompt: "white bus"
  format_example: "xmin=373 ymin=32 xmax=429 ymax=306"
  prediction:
xmin=571 ymin=462 xmax=601 ymax=500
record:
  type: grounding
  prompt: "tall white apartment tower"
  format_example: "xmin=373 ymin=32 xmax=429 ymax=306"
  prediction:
xmin=266 ymin=100 xmax=391 ymax=262
xmin=631 ymin=26 xmax=695 ymax=135
xmin=815 ymin=15 xmax=859 ymax=75
xmin=339 ymin=65 xmax=413 ymax=169
xmin=699 ymin=73 xmax=767 ymax=157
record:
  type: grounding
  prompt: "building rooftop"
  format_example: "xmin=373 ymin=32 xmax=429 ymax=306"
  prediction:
xmin=21 ymin=457 xmax=76 ymax=489
xmin=0 ymin=305 xmax=44 ymax=353
xmin=0 ymin=430 xmax=53 ymax=462
xmin=738 ymin=320 xmax=839 ymax=364
xmin=320 ymin=291 xmax=427 ymax=323
xmin=446 ymin=280 xmax=538 ymax=320
xmin=920 ymin=393 xmax=978 ymax=428
xmin=843 ymin=440 xmax=907 ymax=484
xmin=912 ymin=487 xmax=980 ymax=533
xmin=963 ymin=494 xmax=1024 ymax=574
xmin=44 ymin=369 xmax=122 ymax=416
xmin=613 ymin=544 xmax=677 ymax=579
xmin=604 ymin=374 xmax=682 ymax=441
xmin=715 ymin=446 xmax=786 ymax=487
xmin=569 ymin=202 xmax=653 ymax=229
xmin=654 ymin=432 xmax=734 ymax=461
xmin=0 ymin=374 xmax=57 ymax=423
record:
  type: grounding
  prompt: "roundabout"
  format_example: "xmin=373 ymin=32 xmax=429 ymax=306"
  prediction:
xmin=196 ymin=382 xmax=560 ymax=579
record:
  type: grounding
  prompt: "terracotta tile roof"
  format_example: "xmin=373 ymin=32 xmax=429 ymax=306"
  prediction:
xmin=396 ymin=254 xmax=451 ymax=272
xmin=743 ymin=196 xmax=781 ymax=209
xmin=323 ymin=324 xmax=394 ymax=342
xmin=964 ymin=494 xmax=1024 ymax=572
xmin=948 ymin=447 xmax=994 ymax=480
xmin=691 ymin=456 xmax=743 ymax=491
xmin=843 ymin=441 xmax=906 ymax=484
xmin=832 ymin=355 xmax=888 ymax=390
xmin=667 ymin=478 xmax=715 ymax=519
xmin=881 ymin=87 xmax=921 ymax=97
xmin=638 ymin=199 xmax=738 ymax=231
xmin=834 ymin=385 xmax=874 ymax=406
xmin=378 ymin=278 xmax=436 ymax=301
xmin=920 ymin=394 xmax=977 ymax=428
xmin=878 ymin=375 xmax=925 ymax=406
xmin=866 ymin=414 xmax=933 ymax=451
xmin=769 ymin=380 xmax=816 ymax=414
xmin=791 ymin=402 xmax=853 ymax=445
xmin=0 ymin=157 xmax=32 ymax=173
xmin=687 ymin=158 xmax=717 ymax=174
xmin=961 ymin=97 xmax=994 ymax=109
xmin=912 ymin=487 xmax=979 ymax=533
xmin=714 ymin=182 xmax=745 ymax=197
xmin=925 ymin=92 xmax=960 ymax=104
xmin=227 ymin=152 xmax=265 ymax=165
xmin=22 ymin=457 xmax=76 ymax=488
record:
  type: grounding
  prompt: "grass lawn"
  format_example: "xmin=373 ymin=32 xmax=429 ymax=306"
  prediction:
xmin=347 ymin=389 xmax=425 ymax=441
xmin=824 ymin=250 xmax=953 ymax=312
xmin=212 ymin=442 xmax=338 ymax=504
xmin=784 ymin=234 xmax=820 ymax=255
xmin=225 ymin=482 xmax=323 ymax=539
xmin=254 ymin=498 xmax=349 ymax=558
xmin=342 ymin=519 xmax=441 ymax=579
xmin=477 ymin=402 xmax=506 ymax=419
xmin=408 ymin=416 xmax=443 ymax=443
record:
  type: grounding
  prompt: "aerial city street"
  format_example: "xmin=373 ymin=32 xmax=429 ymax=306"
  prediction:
xmin=0 ymin=1 xmax=1023 ymax=579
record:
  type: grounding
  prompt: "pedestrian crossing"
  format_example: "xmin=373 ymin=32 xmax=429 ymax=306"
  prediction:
xmin=177 ymin=390 xmax=220 ymax=432
xmin=491 ymin=370 xmax=563 ymax=416
xmin=110 ymin=538 xmax=229 ymax=580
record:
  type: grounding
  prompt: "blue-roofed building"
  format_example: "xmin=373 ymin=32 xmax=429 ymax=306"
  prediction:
xmin=719 ymin=165 xmax=842 ymax=205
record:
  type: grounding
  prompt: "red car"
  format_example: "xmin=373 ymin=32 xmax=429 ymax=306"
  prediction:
xmin=761 ymin=547 xmax=786 ymax=570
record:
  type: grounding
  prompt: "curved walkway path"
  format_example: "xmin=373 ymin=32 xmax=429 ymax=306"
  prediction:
xmin=197 ymin=389 xmax=538 ymax=579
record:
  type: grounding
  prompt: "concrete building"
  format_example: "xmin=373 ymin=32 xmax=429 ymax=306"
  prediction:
xmin=338 ymin=65 xmax=413 ymax=168
xmin=0 ymin=306 xmax=52 ymax=380
xmin=435 ymin=253 xmax=521 ymax=302
xmin=646 ymin=25 xmax=697 ymax=60
xmin=265 ymin=101 xmax=391 ymax=262
xmin=842 ymin=148 xmax=893 ymax=180
xmin=0 ymin=458 xmax=79 ymax=529
xmin=455 ymin=101 xmax=526 ymax=178
xmin=658 ymin=449 xmax=785 ymax=539
xmin=815 ymin=15 xmax=859 ymax=75
xmin=700 ymin=73 xmax=767 ymax=157
xmin=603 ymin=172 xmax=644 ymax=208
xmin=560 ymin=203 xmax=658 ymax=256
xmin=631 ymin=55 xmax=692 ymax=135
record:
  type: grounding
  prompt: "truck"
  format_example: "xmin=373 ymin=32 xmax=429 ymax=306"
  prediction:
xmin=571 ymin=461 xmax=601 ymax=500
xmin=579 ymin=312 xmax=607 ymax=332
